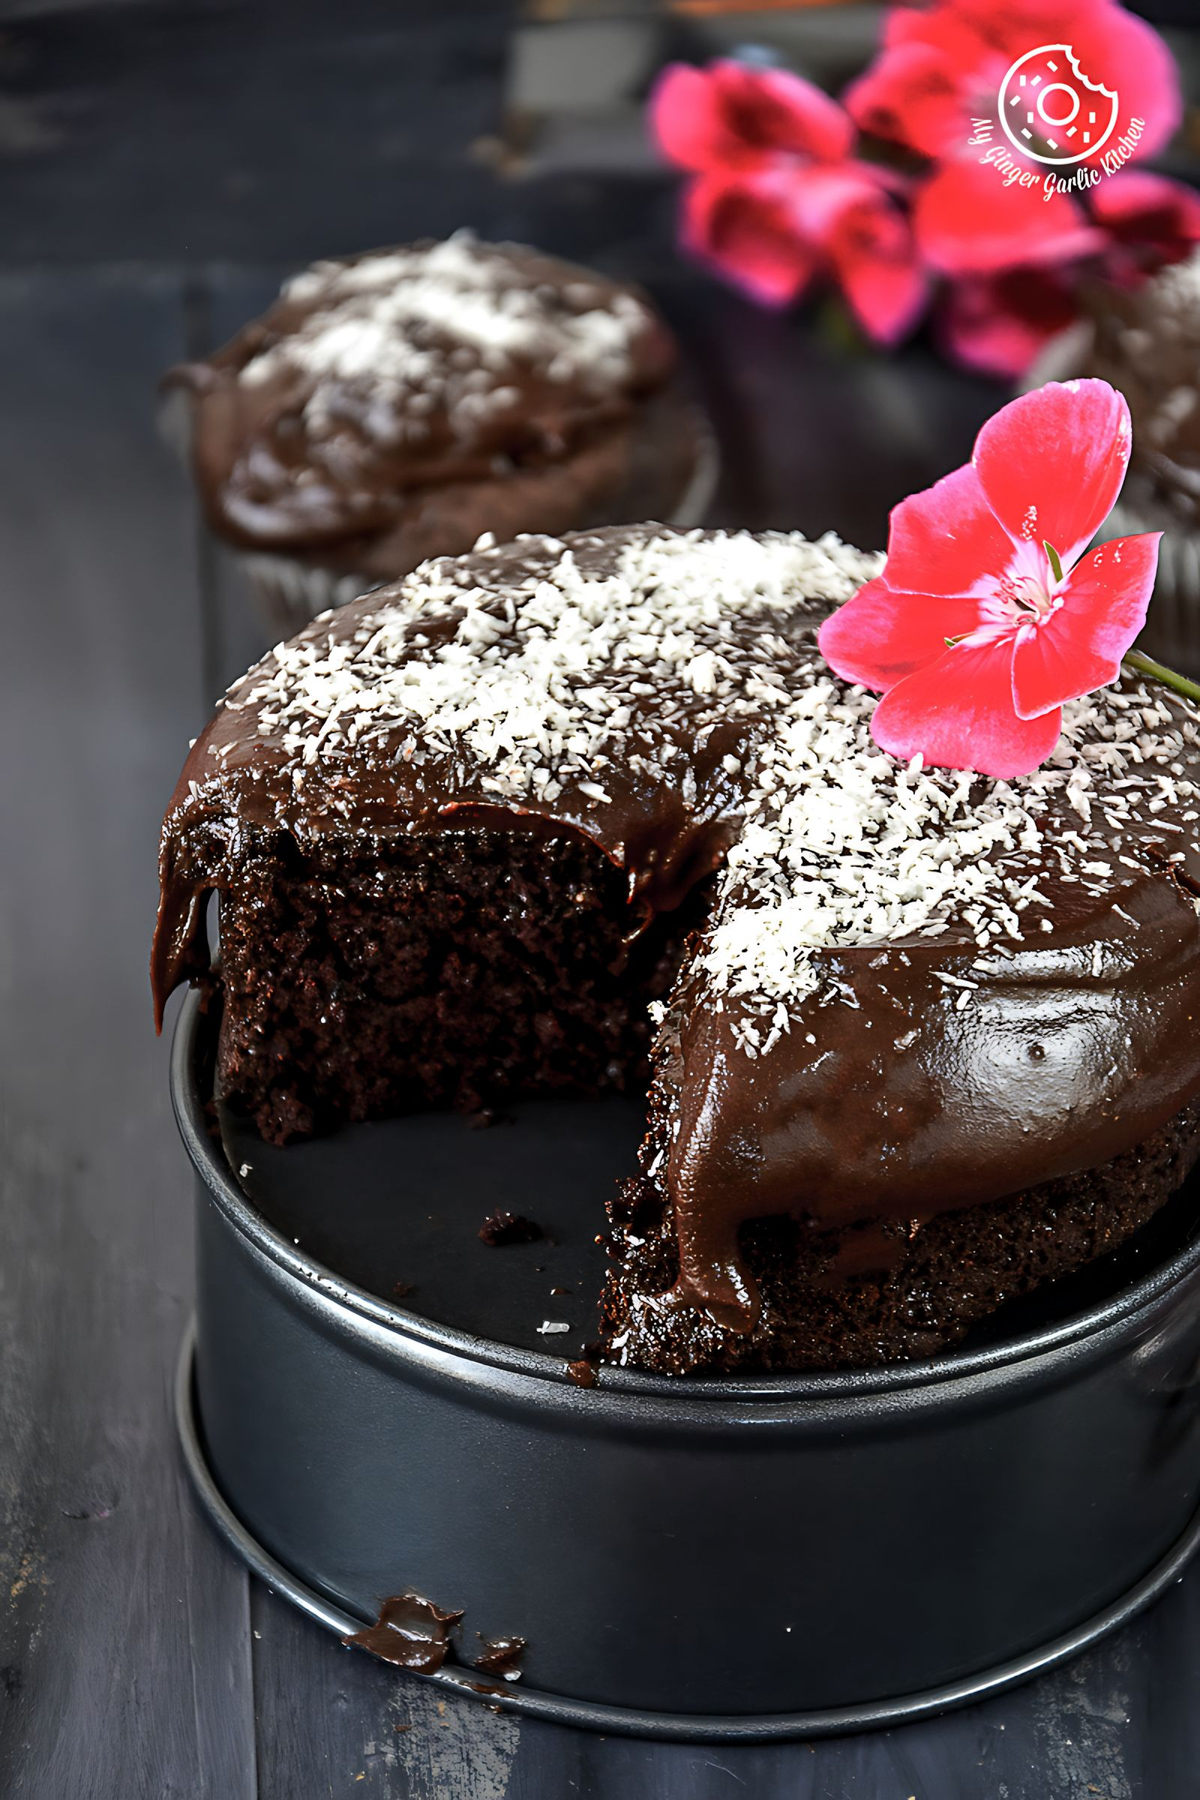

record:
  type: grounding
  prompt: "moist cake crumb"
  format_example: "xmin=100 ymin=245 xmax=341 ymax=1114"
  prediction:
xmin=479 ymin=1211 xmax=542 ymax=1247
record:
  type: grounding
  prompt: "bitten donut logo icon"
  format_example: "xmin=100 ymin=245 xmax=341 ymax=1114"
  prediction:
xmin=997 ymin=44 xmax=1119 ymax=167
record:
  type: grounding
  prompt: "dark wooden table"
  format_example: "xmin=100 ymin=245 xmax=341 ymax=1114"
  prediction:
xmin=2 ymin=4 xmax=1199 ymax=1794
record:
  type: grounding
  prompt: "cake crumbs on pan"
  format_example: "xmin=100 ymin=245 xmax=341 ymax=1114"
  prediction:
xmin=205 ymin=527 xmax=1200 ymax=1055
xmin=478 ymin=1210 xmax=542 ymax=1247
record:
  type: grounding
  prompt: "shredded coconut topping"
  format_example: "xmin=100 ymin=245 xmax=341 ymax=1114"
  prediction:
xmin=213 ymin=528 xmax=1200 ymax=1048
xmin=697 ymin=681 xmax=1168 ymax=1033
xmin=238 ymin=232 xmax=653 ymax=441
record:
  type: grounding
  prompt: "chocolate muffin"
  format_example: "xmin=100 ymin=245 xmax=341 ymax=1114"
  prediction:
xmin=163 ymin=235 xmax=712 ymax=636
xmin=1083 ymin=248 xmax=1200 ymax=673
xmin=152 ymin=526 xmax=1200 ymax=1375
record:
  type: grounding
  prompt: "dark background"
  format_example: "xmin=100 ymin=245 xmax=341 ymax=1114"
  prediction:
xmin=1 ymin=3 xmax=1199 ymax=1796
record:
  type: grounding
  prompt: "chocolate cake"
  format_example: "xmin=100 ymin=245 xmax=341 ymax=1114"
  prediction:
xmin=153 ymin=526 xmax=1200 ymax=1375
xmin=163 ymin=234 xmax=707 ymax=628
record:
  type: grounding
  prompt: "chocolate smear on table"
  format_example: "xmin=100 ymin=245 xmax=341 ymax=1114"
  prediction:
xmin=474 ymin=1635 xmax=527 ymax=1679
xmin=343 ymin=1591 xmax=464 ymax=1672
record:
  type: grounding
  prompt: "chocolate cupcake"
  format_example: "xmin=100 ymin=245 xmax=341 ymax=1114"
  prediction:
xmin=1080 ymin=250 xmax=1200 ymax=672
xmin=163 ymin=234 xmax=714 ymax=636
xmin=153 ymin=525 xmax=1200 ymax=1376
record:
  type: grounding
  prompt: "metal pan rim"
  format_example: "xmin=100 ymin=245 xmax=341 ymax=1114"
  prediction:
xmin=172 ymin=989 xmax=1200 ymax=1404
xmin=175 ymin=1318 xmax=1200 ymax=1742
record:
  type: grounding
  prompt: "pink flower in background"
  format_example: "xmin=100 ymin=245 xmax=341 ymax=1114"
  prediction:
xmin=654 ymin=59 xmax=854 ymax=173
xmin=1090 ymin=172 xmax=1200 ymax=285
xmin=649 ymin=8 xmax=1192 ymax=381
xmin=651 ymin=61 xmax=926 ymax=343
xmin=937 ymin=265 xmax=1083 ymax=379
xmin=844 ymin=0 xmax=1180 ymax=166
xmin=843 ymin=0 xmax=1182 ymax=320
xmin=679 ymin=169 xmax=817 ymax=309
xmin=912 ymin=158 xmax=1104 ymax=276
xmin=818 ymin=381 xmax=1159 ymax=777
xmin=933 ymin=171 xmax=1200 ymax=379
xmin=937 ymin=174 xmax=1200 ymax=379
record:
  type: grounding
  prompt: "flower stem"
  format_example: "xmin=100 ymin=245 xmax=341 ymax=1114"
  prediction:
xmin=1122 ymin=649 xmax=1200 ymax=706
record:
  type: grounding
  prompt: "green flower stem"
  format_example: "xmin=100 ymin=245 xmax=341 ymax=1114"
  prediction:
xmin=1122 ymin=649 xmax=1200 ymax=707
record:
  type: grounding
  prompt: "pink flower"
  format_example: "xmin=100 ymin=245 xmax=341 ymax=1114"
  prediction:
xmin=912 ymin=160 xmax=1104 ymax=277
xmin=651 ymin=60 xmax=926 ymax=343
xmin=653 ymin=59 xmax=854 ymax=173
xmin=930 ymin=175 xmax=1200 ymax=379
xmin=679 ymin=167 xmax=819 ymax=310
xmin=846 ymin=0 xmax=1181 ymax=285
xmin=938 ymin=264 xmax=1085 ymax=378
xmin=1090 ymin=171 xmax=1200 ymax=285
xmin=846 ymin=0 xmax=1180 ymax=166
xmin=818 ymin=380 xmax=1160 ymax=777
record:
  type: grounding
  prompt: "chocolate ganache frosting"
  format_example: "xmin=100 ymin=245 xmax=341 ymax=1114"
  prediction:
xmin=153 ymin=526 xmax=1200 ymax=1333
xmin=163 ymin=235 xmax=698 ymax=579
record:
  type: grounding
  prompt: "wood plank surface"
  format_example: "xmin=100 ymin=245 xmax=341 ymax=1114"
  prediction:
xmin=0 ymin=266 xmax=256 ymax=1799
xmin=0 ymin=2 xmax=1199 ymax=1794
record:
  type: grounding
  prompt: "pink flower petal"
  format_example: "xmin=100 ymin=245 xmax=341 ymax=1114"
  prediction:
xmin=871 ymin=641 xmax=1062 ymax=778
xmin=937 ymin=267 xmax=1082 ymax=380
xmin=1059 ymin=0 xmax=1182 ymax=163
xmin=843 ymin=0 xmax=1181 ymax=168
xmin=779 ymin=161 xmax=927 ymax=346
xmin=913 ymin=162 xmax=1105 ymax=277
xmin=1091 ymin=172 xmax=1200 ymax=283
xmin=650 ymin=61 xmax=853 ymax=175
xmin=973 ymin=380 xmax=1131 ymax=570
xmin=651 ymin=66 xmax=747 ymax=174
xmin=879 ymin=463 xmax=1014 ymax=599
xmin=680 ymin=171 xmax=817 ymax=309
xmin=819 ymin=577 xmax=986 ymax=692
xmin=717 ymin=63 xmax=854 ymax=164
xmin=782 ymin=159 xmax=882 ymax=238
xmin=1091 ymin=170 xmax=1200 ymax=237
xmin=1010 ymin=532 xmax=1161 ymax=718
xmin=834 ymin=223 xmax=928 ymax=347
xmin=825 ymin=184 xmax=927 ymax=346
xmin=843 ymin=39 xmax=967 ymax=161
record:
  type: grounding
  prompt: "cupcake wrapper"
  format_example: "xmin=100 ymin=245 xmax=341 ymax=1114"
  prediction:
xmin=158 ymin=386 xmax=197 ymax=463
xmin=668 ymin=413 xmax=720 ymax=532
xmin=241 ymin=555 xmax=380 ymax=642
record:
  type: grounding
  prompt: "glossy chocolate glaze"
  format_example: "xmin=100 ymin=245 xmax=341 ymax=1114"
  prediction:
xmin=343 ymin=1591 xmax=463 ymax=1671
xmin=473 ymin=1636 xmax=527 ymax=1678
xmin=663 ymin=867 xmax=1200 ymax=1330
xmin=164 ymin=236 xmax=698 ymax=575
xmin=153 ymin=527 xmax=1200 ymax=1337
